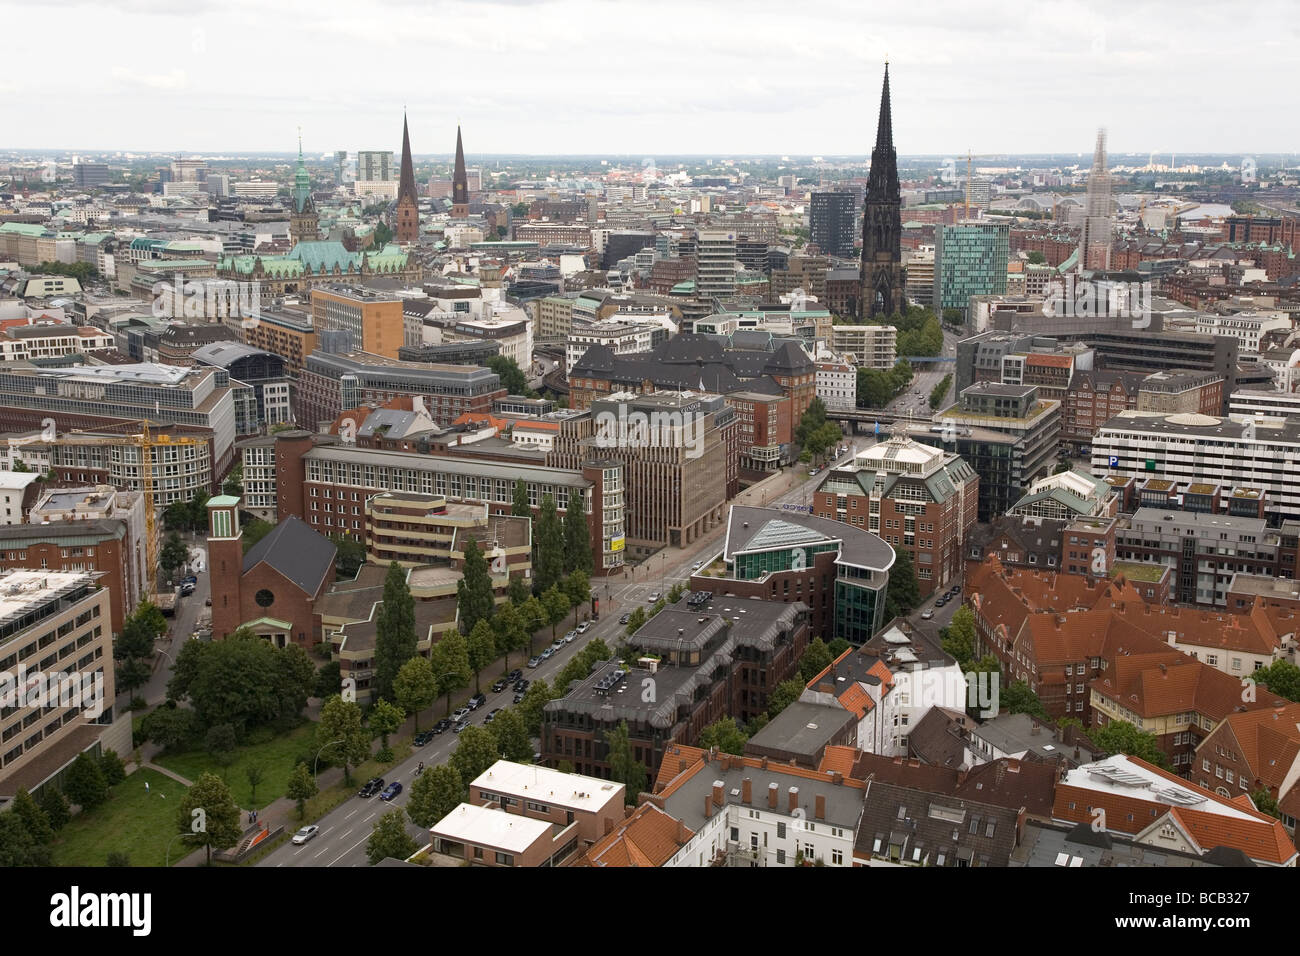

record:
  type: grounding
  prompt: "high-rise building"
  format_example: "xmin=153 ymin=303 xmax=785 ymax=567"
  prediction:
xmin=860 ymin=64 xmax=906 ymax=318
xmin=810 ymin=191 xmax=856 ymax=258
xmin=695 ymin=229 xmax=736 ymax=298
xmin=451 ymin=125 xmax=469 ymax=219
xmin=1079 ymin=129 xmax=1113 ymax=271
xmin=72 ymin=162 xmax=109 ymax=188
xmin=394 ymin=114 xmax=420 ymax=242
xmin=357 ymin=150 xmax=394 ymax=182
xmin=334 ymin=150 xmax=349 ymax=184
xmin=170 ymin=158 xmax=208 ymax=184
xmin=932 ymin=221 xmax=1010 ymax=319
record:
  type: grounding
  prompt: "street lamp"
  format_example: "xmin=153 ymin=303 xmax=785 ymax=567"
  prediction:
xmin=165 ymin=831 xmax=187 ymax=867
xmin=314 ymin=738 xmax=345 ymax=784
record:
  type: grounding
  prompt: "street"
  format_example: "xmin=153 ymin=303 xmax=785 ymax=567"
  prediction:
xmin=139 ymin=537 xmax=211 ymax=707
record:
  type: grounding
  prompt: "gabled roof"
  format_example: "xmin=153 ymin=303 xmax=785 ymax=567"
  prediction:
xmin=242 ymin=515 xmax=336 ymax=597
xmin=577 ymin=803 xmax=693 ymax=867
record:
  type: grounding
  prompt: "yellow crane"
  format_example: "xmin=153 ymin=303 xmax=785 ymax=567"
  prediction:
xmin=46 ymin=423 xmax=209 ymax=581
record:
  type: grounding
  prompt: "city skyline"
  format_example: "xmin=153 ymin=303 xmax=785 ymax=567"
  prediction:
xmin=5 ymin=0 xmax=1298 ymax=155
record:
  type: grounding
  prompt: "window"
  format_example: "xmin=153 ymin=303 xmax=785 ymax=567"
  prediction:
xmin=831 ymin=849 xmax=843 ymax=865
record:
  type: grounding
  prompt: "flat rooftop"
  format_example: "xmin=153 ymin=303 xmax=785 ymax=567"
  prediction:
xmin=0 ymin=570 xmax=93 ymax=627
xmin=470 ymin=759 xmax=623 ymax=814
xmin=430 ymin=802 xmax=553 ymax=854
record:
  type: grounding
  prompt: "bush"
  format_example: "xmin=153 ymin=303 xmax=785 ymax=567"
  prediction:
xmin=99 ymin=750 xmax=127 ymax=787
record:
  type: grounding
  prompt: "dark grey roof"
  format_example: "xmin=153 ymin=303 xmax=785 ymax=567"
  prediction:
xmin=745 ymin=700 xmax=854 ymax=760
xmin=723 ymin=505 xmax=895 ymax=573
xmin=856 ymin=780 xmax=1021 ymax=867
xmin=242 ymin=515 xmax=336 ymax=596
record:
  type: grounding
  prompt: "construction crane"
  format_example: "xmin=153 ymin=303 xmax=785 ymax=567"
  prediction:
xmin=12 ymin=423 xmax=209 ymax=584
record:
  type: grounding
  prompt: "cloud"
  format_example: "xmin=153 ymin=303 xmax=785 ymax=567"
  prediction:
xmin=111 ymin=68 xmax=188 ymax=91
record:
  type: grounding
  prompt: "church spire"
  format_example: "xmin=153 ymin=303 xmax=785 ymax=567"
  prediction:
xmin=394 ymin=112 xmax=420 ymax=242
xmin=859 ymin=63 xmax=906 ymax=320
xmin=876 ymin=63 xmax=893 ymax=152
xmin=451 ymin=124 xmax=469 ymax=218
xmin=397 ymin=112 xmax=417 ymax=204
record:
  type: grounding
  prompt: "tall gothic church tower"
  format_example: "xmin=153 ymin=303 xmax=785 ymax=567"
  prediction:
xmin=451 ymin=125 xmax=469 ymax=219
xmin=394 ymin=113 xmax=420 ymax=243
xmin=860 ymin=64 xmax=907 ymax=319
xmin=289 ymin=133 xmax=319 ymax=245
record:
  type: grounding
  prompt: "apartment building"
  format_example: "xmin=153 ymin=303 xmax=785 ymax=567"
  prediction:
xmin=830 ymin=324 xmax=898 ymax=370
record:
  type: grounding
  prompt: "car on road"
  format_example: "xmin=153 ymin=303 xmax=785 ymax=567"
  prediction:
xmin=379 ymin=782 xmax=403 ymax=801
xmin=563 ymin=630 xmax=577 ymax=643
xmin=921 ymin=610 xmax=934 ymax=620
xmin=576 ymin=622 xmax=591 ymax=634
xmin=514 ymin=678 xmax=529 ymax=692
xmin=506 ymin=669 xmax=522 ymax=683
xmin=484 ymin=709 xmax=502 ymax=723
xmin=692 ymin=561 xmax=703 ymax=571
xmin=935 ymin=596 xmax=947 ymax=607
xmin=357 ymin=777 xmax=385 ymax=798
xmin=808 ymin=469 xmax=818 ymax=477
xmin=540 ymin=647 xmax=554 ymax=660
xmin=414 ymin=731 xmax=434 ymax=746
xmin=950 ymin=585 xmax=961 ymax=595
xmin=179 ymin=583 xmax=195 ymax=597
xmin=619 ymin=612 xmax=631 ymax=625
xmin=181 ymin=575 xmax=198 ymax=585
xmin=564 ymin=631 xmax=578 ymax=643
xmin=432 ymin=718 xmax=452 ymax=735
xmin=451 ymin=706 xmax=471 ymax=722
xmin=527 ymin=656 xmax=541 ymax=668
xmin=292 ymin=825 xmax=320 ymax=845
xmin=491 ymin=677 xmax=510 ymax=693
xmin=513 ymin=691 xmax=526 ymax=704
xmin=453 ymin=718 xmax=471 ymax=734
xmin=647 ymin=591 xmax=661 ymax=603
xmin=468 ymin=693 xmax=487 ymax=710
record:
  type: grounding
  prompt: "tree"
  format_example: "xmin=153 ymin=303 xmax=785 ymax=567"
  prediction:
xmin=533 ymin=494 xmax=564 ymax=594
xmin=605 ymin=720 xmax=647 ymax=804
xmin=430 ymin=631 xmax=470 ymax=715
xmin=116 ymin=602 xmax=163 ymax=660
xmin=624 ymin=606 xmax=646 ymax=638
xmin=163 ymin=501 xmax=190 ymax=531
xmin=65 ymin=752 xmax=109 ymax=811
xmin=747 ymin=712 xmax=769 ymax=735
xmin=99 ymin=750 xmax=127 ymax=787
xmin=285 ymin=761 xmax=318 ymax=819
xmin=222 ymin=461 xmax=244 ymax=498
xmin=884 ymin=547 xmax=921 ymax=622
xmin=374 ymin=561 xmax=417 ymax=704
xmin=828 ymin=637 xmax=851 ymax=658
xmin=519 ymin=595 xmax=545 ymax=655
xmin=465 ymin=619 xmax=497 ymax=693
xmin=1253 ymin=660 xmax=1300 ymax=702
xmin=511 ymin=478 xmax=530 ymax=517
xmin=187 ymin=491 xmax=211 ymax=533
xmin=563 ymin=490 xmax=593 ymax=575
xmin=768 ymin=678 xmax=805 ymax=718
xmin=160 ymin=533 xmax=188 ymax=579
xmin=487 ymin=708 xmax=534 ymax=763
xmin=0 ymin=813 xmax=51 ymax=867
xmin=799 ymin=638 xmax=834 ymax=684
xmin=245 ymin=766 xmax=264 ymax=807
xmin=1251 ymin=787 xmax=1280 ymax=819
xmin=555 ymin=656 xmax=590 ymax=694
xmin=942 ymin=605 xmax=978 ymax=669
xmin=492 ymin=601 xmax=525 ymax=669
xmin=318 ymin=695 xmax=371 ymax=785
xmin=239 ymin=518 xmax=275 ymax=554
xmin=457 ymin=539 xmax=496 ymax=638
xmin=485 ymin=355 xmax=533 ymax=397
xmin=313 ymin=660 xmax=342 ymax=700
xmin=1090 ymin=720 xmax=1170 ymax=770
xmin=393 ymin=656 xmax=437 ymax=732
xmin=667 ymin=582 xmax=685 ymax=605
xmin=564 ymin=570 xmax=590 ymax=627
xmin=517 ymin=679 xmax=554 ymax=737
xmin=406 ymin=764 xmax=463 ymax=828
xmin=205 ymin=723 xmax=238 ymax=768
xmin=1002 ymin=680 xmax=1049 ymax=720
xmin=369 ymin=698 xmax=405 ymax=762
xmin=39 ymin=788 xmax=70 ymax=831
xmin=580 ymin=638 xmax=612 ymax=670
xmin=367 ymin=807 xmax=418 ymax=865
xmin=698 ymin=717 xmax=748 ymax=755
xmin=176 ymin=771 xmax=242 ymax=865
xmin=330 ymin=534 xmax=367 ymax=579
xmin=542 ymin=586 xmax=569 ymax=642
xmin=11 ymin=789 xmax=52 ymax=845
xmin=115 ymin=656 xmax=152 ymax=698
xmin=449 ymin=726 xmax=499 ymax=785
xmin=795 ymin=397 xmax=828 ymax=448
xmin=1026 ymin=251 xmax=1046 ymax=265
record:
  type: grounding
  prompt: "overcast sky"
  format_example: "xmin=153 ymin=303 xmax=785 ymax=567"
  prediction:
xmin=6 ymin=0 xmax=1297 ymax=158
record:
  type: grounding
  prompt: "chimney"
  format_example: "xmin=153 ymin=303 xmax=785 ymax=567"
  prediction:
xmin=704 ymin=793 xmax=713 ymax=819
xmin=831 ymin=772 xmax=843 ymax=786
xmin=788 ymin=786 xmax=800 ymax=813
xmin=814 ymin=793 xmax=826 ymax=820
xmin=1030 ymin=721 xmax=1040 ymax=736
xmin=760 ymin=756 xmax=769 ymax=770
xmin=742 ymin=777 xmax=752 ymax=804
xmin=768 ymin=782 xmax=779 ymax=809
xmin=711 ymin=780 xmax=724 ymax=808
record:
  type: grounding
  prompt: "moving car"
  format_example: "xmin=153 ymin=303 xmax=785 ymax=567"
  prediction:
xmin=692 ymin=561 xmax=703 ymax=571
xmin=484 ymin=709 xmax=502 ymax=723
xmin=514 ymin=678 xmax=529 ymax=693
xmin=432 ymin=718 xmax=452 ymax=735
xmin=292 ymin=825 xmax=320 ymax=845
xmin=808 ymin=469 xmax=818 ymax=477
xmin=506 ymin=669 xmax=522 ymax=683
xmin=453 ymin=718 xmax=471 ymax=734
xmin=647 ymin=591 xmax=661 ymax=603
xmin=921 ymin=610 xmax=934 ymax=621
xmin=491 ymin=677 xmax=510 ymax=693
xmin=513 ymin=692 xmax=526 ymax=704
xmin=379 ymin=782 xmax=403 ymax=801
xmin=179 ymin=583 xmax=196 ymax=597
xmin=451 ymin=707 xmax=471 ymax=722
xmin=467 ymin=693 xmax=487 ymax=710
xmin=619 ymin=612 xmax=630 ymax=625
xmin=181 ymin=575 xmax=198 ymax=586
xmin=413 ymin=731 xmax=434 ymax=747
xmin=357 ymin=777 xmax=385 ymax=798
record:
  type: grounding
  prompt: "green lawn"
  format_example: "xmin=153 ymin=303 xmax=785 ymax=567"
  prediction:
xmin=154 ymin=722 xmax=317 ymax=810
xmin=51 ymin=768 xmax=190 ymax=867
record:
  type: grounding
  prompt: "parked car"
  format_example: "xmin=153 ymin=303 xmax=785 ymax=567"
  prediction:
xmin=692 ymin=561 xmax=703 ymax=571
xmin=513 ymin=691 xmax=526 ymax=704
xmin=647 ymin=591 xmax=661 ymax=603
xmin=921 ymin=610 xmax=934 ymax=620
xmin=179 ymin=583 xmax=195 ymax=597
xmin=576 ymin=622 xmax=591 ymax=634
xmin=506 ymin=669 xmax=522 ymax=683
xmin=357 ymin=777 xmax=385 ymax=798
xmin=514 ymin=678 xmax=530 ymax=693
xmin=432 ymin=718 xmax=452 ymax=735
xmin=467 ymin=693 xmax=487 ymax=710
xmin=451 ymin=707 xmax=471 ymax=722
xmin=935 ymin=596 xmax=947 ymax=607
xmin=379 ymin=782 xmax=403 ymax=801
xmin=291 ymin=825 xmax=320 ymax=845
xmin=454 ymin=718 xmax=471 ymax=734
xmin=808 ymin=469 xmax=818 ymax=477
xmin=181 ymin=575 xmax=198 ymax=586
xmin=491 ymin=677 xmax=509 ymax=693
xmin=414 ymin=730 xmax=434 ymax=747
xmin=484 ymin=709 xmax=502 ymax=724
xmin=564 ymin=631 xmax=577 ymax=644
xmin=540 ymin=647 xmax=554 ymax=660
xmin=527 ymin=656 xmax=541 ymax=668
xmin=619 ymin=612 xmax=631 ymax=625
xmin=564 ymin=630 xmax=577 ymax=642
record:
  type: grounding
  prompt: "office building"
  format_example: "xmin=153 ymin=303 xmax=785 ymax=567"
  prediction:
xmin=811 ymin=192 xmax=856 ymax=258
xmin=933 ymin=221 xmax=1010 ymax=319
xmin=310 ymin=285 xmax=406 ymax=359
